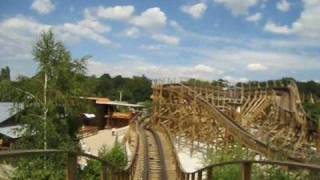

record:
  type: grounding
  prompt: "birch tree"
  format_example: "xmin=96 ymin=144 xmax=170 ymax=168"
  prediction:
xmin=0 ymin=30 xmax=89 ymax=179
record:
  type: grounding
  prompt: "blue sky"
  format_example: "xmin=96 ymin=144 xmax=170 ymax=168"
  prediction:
xmin=0 ymin=0 xmax=319 ymax=82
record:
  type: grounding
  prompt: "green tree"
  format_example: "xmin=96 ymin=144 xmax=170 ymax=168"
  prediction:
xmin=93 ymin=74 xmax=151 ymax=103
xmin=0 ymin=66 xmax=10 ymax=81
xmin=82 ymin=138 xmax=127 ymax=179
xmin=0 ymin=30 xmax=89 ymax=179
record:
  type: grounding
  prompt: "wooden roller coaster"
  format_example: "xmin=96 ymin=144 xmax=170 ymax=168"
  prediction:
xmin=0 ymin=80 xmax=320 ymax=179
xmin=152 ymin=81 xmax=320 ymax=162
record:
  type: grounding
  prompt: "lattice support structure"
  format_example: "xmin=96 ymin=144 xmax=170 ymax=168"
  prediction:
xmin=152 ymin=81 xmax=319 ymax=162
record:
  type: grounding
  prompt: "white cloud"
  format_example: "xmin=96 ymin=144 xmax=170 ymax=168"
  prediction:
xmin=169 ymin=20 xmax=184 ymax=32
xmin=265 ymin=0 xmax=320 ymax=39
xmin=151 ymin=34 xmax=180 ymax=45
xmin=0 ymin=16 xmax=51 ymax=77
xmin=85 ymin=6 xmax=168 ymax=32
xmin=181 ymin=3 xmax=207 ymax=19
xmin=193 ymin=64 xmax=222 ymax=73
xmin=246 ymin=12 xmax=262 ymax=23
xmin=78 ymin=18 xmax=111 ymax=33
xmin=122 ymin=27 xmax=140 ymax=38
xmin=56 ymin=22 xmax=111 ymax=45
xmin=247 ymin=63 xmax=267 ymax=71
xmin=55 ymin=16 xmax=112 ymax=45
xmin=130 ymin=7 xmax=167 ymax=31
xmin=264 ymin=21 xmax=291 ymax=34
xmin=290 ymin=0 xmax=320 ymax=38
xmin=213 ymin=0 xmax=259 ymax=16
xmin=0 ymin=16 xmax=51 ymax=35
xmin=0 ymin=15 xmax=111 ymax=63
xmin=0 ymin=15 xmax=115 ymax=77
xmin=119 ymin=53 xmax=143 ymax=60
xmin=277 ymin=0 xmax=290 ymax=12
xmin=87 ymin=59 xmax=224 ymax=80
xmin=0 ymin=14 xmax=112 ymax=46
xmin=31 ymin=0 xmax=55 ymax=15
xmin=201 ymin=47 xmax=320 ymax=74
xmin=96 ymin=5 xmax=135 ymax=21
xmin=140 ymin=44 xmax=163 ymax=51
xmin=223 ymin=76 xmax=249 ymax=83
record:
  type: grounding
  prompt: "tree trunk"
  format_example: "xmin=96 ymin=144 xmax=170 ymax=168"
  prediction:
xmin=44 ymin=71 xmax=48 ymax=150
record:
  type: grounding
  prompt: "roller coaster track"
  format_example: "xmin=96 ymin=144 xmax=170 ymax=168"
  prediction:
xmin=1 ymin=82 xmax=320 ymax=179
xmin=160 ymin=84 xmax=288 ymax=159
xmin=0 ymin=113 xmax=319 ymax=179
xmin=152 ymin=82 xmax=319 ymax=161
xmin=142 ymin=127 xmax=168 ymax=180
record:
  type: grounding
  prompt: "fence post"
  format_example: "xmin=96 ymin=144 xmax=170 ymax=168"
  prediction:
xmin=101 ymin=162 xmax=108 ymax=180
xmin=66 ymin=153 xmax=77 ymax=180
xmin=207 ymin=167 xmax=213 ymax=180
xmin=241 ymin=162 xmax=252 ymax=180
xmin=191 ymin=172 xmax=195 ymax=180
xmin=181 ymin=172 xmax=185 ymax=180
xmin=198 ymin=171 xmax=202 ymax=180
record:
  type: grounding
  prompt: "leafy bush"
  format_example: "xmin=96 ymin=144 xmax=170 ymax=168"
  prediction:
xmin=81 ymin=138 xmax=127 ymax=179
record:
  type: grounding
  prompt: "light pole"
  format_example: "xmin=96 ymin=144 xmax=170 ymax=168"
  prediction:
xmin=119 ymin=90 xmax=123 ymax=102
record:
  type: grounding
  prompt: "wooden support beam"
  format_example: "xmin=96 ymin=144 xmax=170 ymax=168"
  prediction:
xmin=191 ymin=173 xmax=195 ymax=180
xmin=101 ymin=162 xmax=108 ymax=180
xmin=241 ymin=162 xmax=252 ymax=180
xmin=197 ymin=171 xmax=202 ymax=180
xmin=207 ymin=167 xmax=213 ymax=180
xmin=66 ymin=153 xmax=77 ymax=180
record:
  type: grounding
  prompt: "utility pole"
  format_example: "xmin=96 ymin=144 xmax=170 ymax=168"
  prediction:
xmin=119 ymin=90 xmax=123 ymax=102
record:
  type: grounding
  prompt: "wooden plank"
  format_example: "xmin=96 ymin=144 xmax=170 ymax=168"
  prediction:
xmin=241 ymin=162 xmax=252 ymax=180
xmin=66 ymin=153 xmax=77 ymax=180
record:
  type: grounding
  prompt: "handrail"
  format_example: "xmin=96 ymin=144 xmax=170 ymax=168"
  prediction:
xmin=156 ymin=124 xmax=320 ymax=179
xmin=123 ymin=113 xmax=140 ymax=171
xmin=184 ymin=159 xmax=320 ymax=180
xmin=0 ymin=149 xmax=112 ymax=179
xmin=157 ymin=123 xmax=188 ymax=177
xmin=112 ymin=113 xmax=147 ymax=180
xmin=0 ymin=149 xmax=109 ymax=165
xmin=190 ymin=160 xmax=320 ymax=173
xmin=0 ymin=113 xmax=143 ymax=180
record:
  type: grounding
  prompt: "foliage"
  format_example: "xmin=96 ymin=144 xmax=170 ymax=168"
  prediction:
xmin=0 ymin=66 xmax=10 ymax=81
xmin=182 ymin=78 xmax=229 ymax=87
xmin=0 ymin=30 xmax=90 ymax=179
xmin=202 ymin=143 xmax=253 ymax=179
xmin=252 ymin=166 xmax=294 ymax=180
xmin=11 ymin=155 xmax=67 ymax=180
xmin=89 ymin=74 xmax=152 ymax=103
xmin=81 ymin=138 xmax=127 ymax=179
xmin=304 ymin=102 xmax=320 ymax=126
xmin=142 ymin=100 xmax=152 ymax=114
xmin=203 ymin=143 xmax=312 ymax=180
xmin=297 ymin=80 xmax=320 ymax=100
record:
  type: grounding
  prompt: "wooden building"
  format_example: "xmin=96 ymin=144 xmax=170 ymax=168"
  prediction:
xmin=81 ymin=97 xmax=143 ymax=130
xmin=0 ymin=103 xmax=24 ymax=149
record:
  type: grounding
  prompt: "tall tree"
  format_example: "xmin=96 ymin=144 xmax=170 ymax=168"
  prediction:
xmin=0 ymin=66 xmax=10 ymax=81
xmin=0 ymin=30 xmax=88 ymax=179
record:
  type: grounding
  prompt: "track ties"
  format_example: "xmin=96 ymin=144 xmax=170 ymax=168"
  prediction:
xmin=143 ymin=128 xmax=168 ymax=180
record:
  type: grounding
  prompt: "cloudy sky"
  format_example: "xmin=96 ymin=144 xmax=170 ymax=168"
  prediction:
xmin=0 ymin=0 xmax=319 ymax=82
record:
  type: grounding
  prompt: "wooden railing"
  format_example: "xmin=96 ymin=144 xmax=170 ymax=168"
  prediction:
xmin=156 ymin=123 xmax=188 ymax=179
xmin=156 ymin=121 xmax=320 ymax=180
xmin=0 ymin=149 xmax=111 ymax=180
xmin=183 ymin=160 xmax=320 ymax=180
xmin=113 ymin=114 xmax=142 ymax=179
xmin=0 ymin=113 xmax=143 ymax=180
